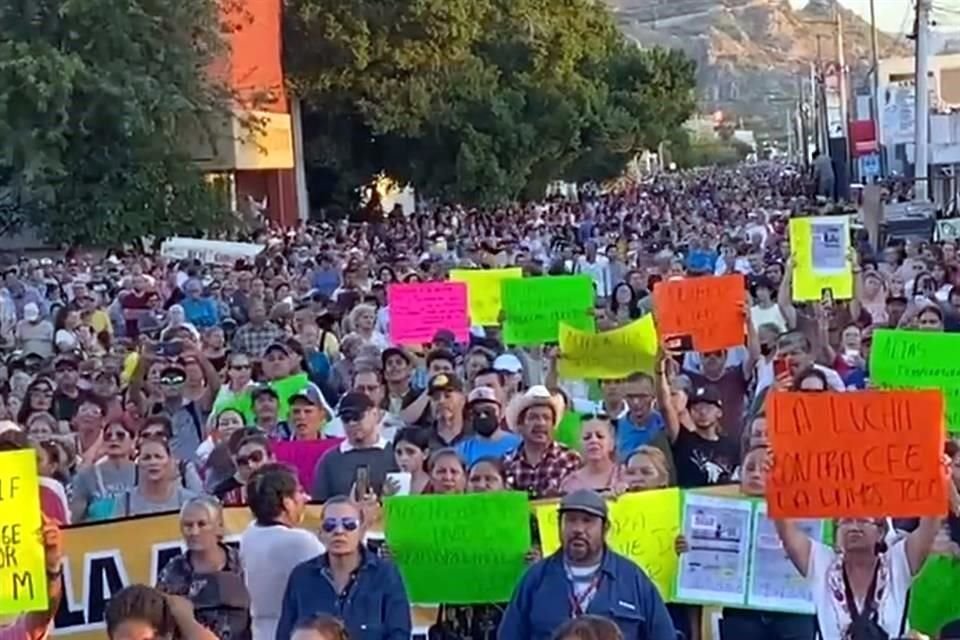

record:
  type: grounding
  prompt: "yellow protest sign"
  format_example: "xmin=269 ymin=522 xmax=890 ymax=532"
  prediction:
xmin=449 ymin=268 xmax=522 ymax=326
xmin=0 ymin=450 xmax=48 ymax=616
xmin=789 ymin=216 xmax=853 ymax=301
xmin=558 ymin=315 xmax=658 ymax=380
xmin=534 ymin=488 xmax=681 ymax=598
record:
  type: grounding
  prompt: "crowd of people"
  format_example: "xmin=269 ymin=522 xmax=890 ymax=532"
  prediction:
xmin=1 ymin=163 xmax=959 ymax=640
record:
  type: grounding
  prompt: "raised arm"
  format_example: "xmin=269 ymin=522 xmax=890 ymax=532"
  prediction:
xmin=656 ymin=353 xmax=681 ymax=443
xmin=778 ymin=257 xmax=798 ymax=329
xmin=774 ymin=518 xmax=813 ymax=577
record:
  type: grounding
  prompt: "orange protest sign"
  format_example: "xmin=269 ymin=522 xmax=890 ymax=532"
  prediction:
xmin=767 ymin=390 xmax=946 ymax=519
xmin=652 ymin=274 xmax=746 ymax=352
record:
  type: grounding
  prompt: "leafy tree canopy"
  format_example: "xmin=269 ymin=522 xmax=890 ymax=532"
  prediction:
xmin=0 ymin=0 xmax=236 ymax=245
xmin=286 ymin=0 xmax=697 ymax=207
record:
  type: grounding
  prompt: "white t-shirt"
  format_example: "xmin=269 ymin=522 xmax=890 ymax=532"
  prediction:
xmin=240 ymin=523 xmax=325 ymax=640
xmin=807 ymin=539 xmax=912 ymax=639
xmin=750 ymin=303 xmax=787 ymax=333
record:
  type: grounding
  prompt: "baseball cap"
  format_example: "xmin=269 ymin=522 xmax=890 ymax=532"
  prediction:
xmin=493 ymin=354 xmax=523 ymax=374
xmin=689 ymin=386 xmax=722 ymax=409
xmin=432 ymin=329 xmax=457 ymax=345
xmin=428 ymin=373 xmax=463 ymax=395
xmin=467 ymin=386 xmax=500 ymax=407
xmin=53 ymin=354 xmax=79 ymax=370
xmin=264 ymin=341 xmax=291 ymax=357
xmin=251 ymin=385 xmax=279 ymax=402
xmin=23 ymin=303 xmax=39 ymax=322
xmin=288 ymin=386 xmax=325 ymax=407
xmin=559 ymin=489 xmax=608 ymax=521
xmin=338 ymin=392 xmax=375 ymax=421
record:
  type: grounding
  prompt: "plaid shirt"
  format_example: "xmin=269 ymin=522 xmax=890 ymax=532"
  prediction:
xmin=230 ymin=322 xmax=286 ymax=357
xmin=504 ymin=441 xmax=582 ymax=499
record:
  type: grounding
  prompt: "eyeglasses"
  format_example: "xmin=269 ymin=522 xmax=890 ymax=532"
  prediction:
xmin=140 ymin=429 xmax=169 ymax=441
xmin=104 ymin=430 xmax=128 ymax=442
xmin=321 ymin=517 xmax=360 ymax=533
xmin=236 ymin=450 xmax=266 ymax=467
xmin=159 ymin=375 xmax=186 ymax=386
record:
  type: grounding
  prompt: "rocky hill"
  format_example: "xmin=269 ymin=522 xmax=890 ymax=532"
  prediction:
xmin=606 ymin=0 xmax=912 ymax=132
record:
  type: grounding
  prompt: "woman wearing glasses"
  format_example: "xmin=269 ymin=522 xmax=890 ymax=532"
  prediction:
xmin=212 ymin=353 xmax=255 ymax=415
xmin=212 ymin=431 xmax=275 ymax=506
xmin=70 ymin=417 xmax=137 ymax=522
xmin=276 ymin=496 xmax=411 ymax=640
xmin=157 ymin=496 xmax=251 ymax=640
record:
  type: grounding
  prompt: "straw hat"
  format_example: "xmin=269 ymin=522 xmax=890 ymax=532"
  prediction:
xmin=505 ymin=385 xmax=565 ymax=431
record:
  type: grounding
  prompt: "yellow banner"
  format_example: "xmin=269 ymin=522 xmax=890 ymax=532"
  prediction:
xmin=789 ymin=217 xmax=853 ymax=302
xmin=449 ymin=268 xmax=522 ymax=326
xmin=51 ymin=507 xmax=437 ymax=639
xmin=534 ymin=488 xmax=681 ymax=598
xmin=0 ymin=450 xmax=48 ymax=616
xmin=558 ymin=316 xmax=658 ymax=380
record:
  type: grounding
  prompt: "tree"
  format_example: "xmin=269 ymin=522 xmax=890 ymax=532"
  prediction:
xmin=0 ymin=0 xmax=237 ymax=245
xmin=286 ymin=0 xmax=697 ymax=208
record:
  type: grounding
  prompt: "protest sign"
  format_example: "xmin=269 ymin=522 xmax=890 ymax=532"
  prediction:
xmin=789 ymin=216 xmax=853 ymax=301
xmin=766 ymin=390 xmax=946 ymax=518
xmin=216 ymin=372 xmax=311 ymax=423
xmin=870 ymin=329 xmax=960 ymax=433
xmin=535 ymin=488 xmax=680 ymax=598
xmin=651 ymin=274 xmax=745 ymax=352
xmin=449 ymin=268 xmax=522 ymax=326
xmin=558 ymin=315 xmax=658 ymax=380
xmin=502 ymin=275 xmax=595 ymax=345
xmin=908 ymin=554 xmax=960 ymax=636
xmin=554 ymin=411 xmax=584 ymax=450
xmin=159 ymin=237 xmax=263 ymax=265
xmin=384 ymin=492 xmax=530 ymax=604
xmin=746 ymin=502 xmax=822 ymax=614
xmin=675 ymin=493 xmax=752 ymax=606
xmin=0 ymin=450 xmax=48 ymax=616
xmin=387 ymin=282 xmax=469 ymax=345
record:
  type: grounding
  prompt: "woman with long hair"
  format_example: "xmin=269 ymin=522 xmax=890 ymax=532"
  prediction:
xmin=53 ymin=307 xmax=83 ymax=354
xmin=16 ymin=377 xmax=56 ymax=426
xmin=391 ymin=427 xmax=431 ymax=495
xmin=608 ymin=283 xmax=638 ymax=325
xmin=118 ymin=437 xmax=198 ymax=517
xmin=157 ymin=496 xmax=251 ymax=640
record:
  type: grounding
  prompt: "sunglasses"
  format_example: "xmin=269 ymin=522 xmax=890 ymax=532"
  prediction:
xmin=104 ymin=430 xmax=128 ymax=442
xmin=236 ymin=450 xmax=266 ymax=467
xmin=321 ymin=517 xmax=360 ymax=534
xmin=160 ymin=375 xmax=186 ymax=386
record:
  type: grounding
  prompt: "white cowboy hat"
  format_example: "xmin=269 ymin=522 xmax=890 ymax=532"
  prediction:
xmin=505 ymin=385 xmax=565 ymax=432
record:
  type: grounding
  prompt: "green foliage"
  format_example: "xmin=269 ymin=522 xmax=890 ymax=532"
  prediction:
xmin=0 ymin=0 xmax=236 ymax=245
xmin=668 ymin=129 xmax=753 ymax=169
xmin=286 ymin=0 xmax=697 ymax=207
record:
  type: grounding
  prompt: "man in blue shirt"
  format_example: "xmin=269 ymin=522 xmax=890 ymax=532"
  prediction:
xmin=276 ymin=496 xmax=411 ymax=640
xmin=456 ymin=386 xmax=522 ymax=466
xmin=499 ymin=489 xmax=675 ymax=640
xmin=614 ymin=373 xmax=676 ymax=486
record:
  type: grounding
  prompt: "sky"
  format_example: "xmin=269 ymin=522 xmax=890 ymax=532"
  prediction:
xmin=787 ymin=0 xmax=960 ymax=35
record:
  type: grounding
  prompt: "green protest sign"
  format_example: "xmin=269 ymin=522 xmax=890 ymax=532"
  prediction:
xmin=909 ymin=555 xmax=960 ymax=635
xmin=384 ymin=492 xmax=531 ymax=604
xmin=215 ymin=372 xmax=310 ymax=424
xmin=554 ymin=411 xmax=583 ymax=450
xmin=869 ymin=329 xmax=960 ymax=432
xmin=501 ymin=275 xmax=595 ymax=346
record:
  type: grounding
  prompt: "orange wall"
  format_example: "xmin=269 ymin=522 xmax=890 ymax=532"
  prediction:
xmin=221 ymin=0 xmax=287 ymax=112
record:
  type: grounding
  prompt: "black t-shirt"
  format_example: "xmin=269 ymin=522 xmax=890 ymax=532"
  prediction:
xmin=671 ymin=427 xmax=739 ymax=488
xmin=53 ymin=391 xmax=80 ymax=422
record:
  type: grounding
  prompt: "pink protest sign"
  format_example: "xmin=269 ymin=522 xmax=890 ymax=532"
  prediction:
xmin=388 ymin=282 xmax=470 ymax=345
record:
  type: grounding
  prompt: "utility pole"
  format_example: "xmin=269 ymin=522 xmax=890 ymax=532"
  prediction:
xmin=868 ymin=0 xmax=883 ymax=178
xmin=915 ymin=0 xmax=932 ymax=202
